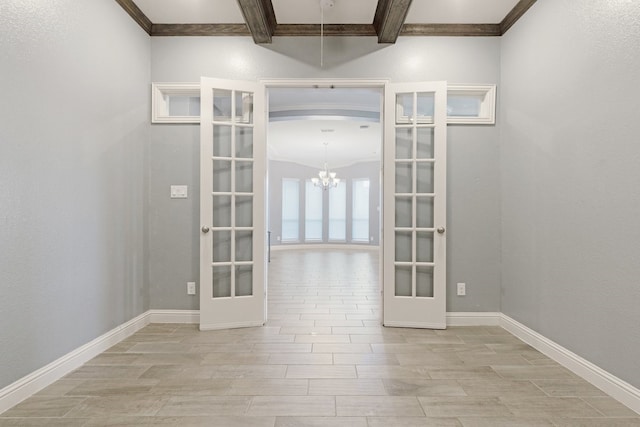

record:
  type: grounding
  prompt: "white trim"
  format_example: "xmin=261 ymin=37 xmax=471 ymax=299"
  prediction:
xmin=151 ymin=81 xmax=496 ymax=125
xmin=447 ymin=84 xmax=496 ymax=125
xmin=500 ymin=313 xmax=640 ymax=415
xmin=148 ymin=309 xmax=200 ymax=324
xmin=0 ymin=312 xmax=149 ymax=415
xmin=271 ymin=244 xmax=379 ymax=251
xmin=446 ymin=311 xmax=502 ymax=326
xmin=151 ymin=83 xmax=201 ymax=123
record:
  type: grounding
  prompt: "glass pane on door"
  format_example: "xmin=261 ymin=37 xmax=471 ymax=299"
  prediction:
xmin=416 ymin=197 xmax=433 ymax=228
xmin=416 ymin=128 xmax=434 ymax=159
xmin=212 ymin=266 xmax=231 ymax=298
xmin=235 ymin=92 xmax=254 ymax=124
xmin=212 ymin=160 xmax=232 ymax=193
xmin=236 ymin=127 xmax=253 ymax=158
xmin=395 ymin=163 xmax=412 ymax=194
xmin=416 ymin=266 xmax=434 ymax=298
xmin=212 ymin=231 xmax=231 ymax=263
xmin=210 ymin=87 xmax=255 ymax=300
xmin=236 ymin=161 xmax=253 ymax=193
xmin=395 ymin=266 xmax=412 ymax=297
xmin=392 ymin=90 xmax=438 ymax=300
xmin=396 ymin=93 xmax=413 ymax=124
xmin=235 ymin=196 xmax=253 ymax=227
xmin=395 ymin=197 xmax=412 ymax=228
xmin=212 ymin=196 xmax=231 ymax=227
xmin=213 ymin=90 xmax=232 ymax=122
xmin=416 ymin=93 xmax=434 ymax=123
xmin=395 ymin=128 xmax=413 ymax=159
xmin=213 ymin=126 xmax=232 ymax=157
xmin=236 ymin=266 xmax=253 ymax=296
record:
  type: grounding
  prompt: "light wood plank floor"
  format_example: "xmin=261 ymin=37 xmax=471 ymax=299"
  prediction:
xmin=2 ymin=249 xmax=638 ymax=426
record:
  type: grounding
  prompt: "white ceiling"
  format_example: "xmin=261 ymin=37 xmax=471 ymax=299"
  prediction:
xmin=133 ymin=0 xmax=520 ymax=25
xmin=268 ymin=87 xmax=382 ymax=168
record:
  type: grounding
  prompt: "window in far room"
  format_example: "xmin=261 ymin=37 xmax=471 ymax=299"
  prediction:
xmin=281 ymin=179 xmax=300 ymax=242
xmin=305 ymin=180 xmax=323 ymax=241
xmin=352 ymin=178 xmax=370 ymax=242
xmin=328 ymin=181 xmax=347 ymax=241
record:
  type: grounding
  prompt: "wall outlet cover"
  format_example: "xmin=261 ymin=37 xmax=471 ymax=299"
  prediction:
xmin=457 ymin=282 xmax=466 ymax=296
xmin=187 ymin=281 xmax=196 ymax=295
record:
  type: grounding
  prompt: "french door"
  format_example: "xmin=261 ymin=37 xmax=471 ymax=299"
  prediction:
xmin=198 ymin=78 xmax=446 ymax=330
xmin=199 ymin=77 xmax=266 ymax=330
xmin=383 ymin=81 xmax=448 ymax=329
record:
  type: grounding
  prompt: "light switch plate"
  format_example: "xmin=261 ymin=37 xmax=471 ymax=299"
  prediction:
xmin=170 ymin=185 xmax=188 ymax=199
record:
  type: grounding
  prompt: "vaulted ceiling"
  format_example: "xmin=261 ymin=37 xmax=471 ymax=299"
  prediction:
xmin=116 ymin=0 xmax=536 ymax=43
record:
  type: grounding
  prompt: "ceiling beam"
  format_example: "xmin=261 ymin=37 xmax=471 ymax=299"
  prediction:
xmin=273 ymin=24 xmax=376 ymax=37
xmin=501 ymin=0 xmax=537 ymax=34
xmin=152 ymin=24 xmax=250 ymax=37
xmin=236 ymin=0 xmax=277 ymax=43
xmin=150 ymin=23 xmax=501 ymax=38
xmin=114 ymin=0 xmax=152 ymax=34
xmin=402 ymin=24 xmax=501 ymax=37
xmin=373 ymin=0 xmax=413 ymax=43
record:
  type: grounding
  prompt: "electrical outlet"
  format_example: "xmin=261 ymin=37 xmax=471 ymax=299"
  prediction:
xmin=457 ymin=282 xmax=466 ymax=296
xmin=187 ymin=282 xmax=196 ymax=295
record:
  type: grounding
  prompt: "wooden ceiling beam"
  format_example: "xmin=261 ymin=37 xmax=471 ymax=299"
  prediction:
xmin=401 ymin=24 xmax=501 ymax=37
xmin=273 ymin=24 xmax=376 ymax=37
xmin=116 ymin=0 xmax=536 ymax=40
xmin=236 ymin=0 xmax=277 ymax=43
xmin=152 ymin=24 xmax=250 ymax=37
xmin=373 ymin=0 xmax=413 ymax=43
xmin=114 ymin=0 xmax=152 ymax=34
xmin=501 ymin=0 xmax=537 ymax=34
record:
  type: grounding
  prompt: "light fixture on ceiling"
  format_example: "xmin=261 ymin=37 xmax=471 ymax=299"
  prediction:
xmin=311 ymin=141 xmax=340 ymax=190
xmin=320 ymin=0 xmax=334 ymax=67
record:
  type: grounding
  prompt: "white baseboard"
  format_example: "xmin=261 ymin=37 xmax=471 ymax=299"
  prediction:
xmin=148 ymin=309 xmax=199 ymax=324
xmin=0 ymin=311 xmax=150 ymax=415
xmin=500 ymin=313 xmax=640 ymax=415
xmin=447 ymin=312 xmax=502 ymax=326
xmin=2 ymin=309 xmax=638 ymax=417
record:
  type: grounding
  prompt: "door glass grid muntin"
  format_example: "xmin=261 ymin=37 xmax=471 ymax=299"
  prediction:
xmin=394 ymin=91 xmax=436 ymax=298
xmin=211 ymin=88 xmax=255 ymax=299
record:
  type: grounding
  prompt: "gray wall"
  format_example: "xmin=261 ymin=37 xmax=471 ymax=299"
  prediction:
xmin=149 ymin=36 xmax=502 ymax=312
xmin=268 ymin=160 xmax=381 ymax=246
xmin=0 ymin=0 xmax=150 ymax=389
xmin=500 ymin=0 xmax=640 ymax=388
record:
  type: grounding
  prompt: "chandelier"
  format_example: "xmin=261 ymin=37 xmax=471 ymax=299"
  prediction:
xmin=312 ymin=142 xmax=340 ymax=190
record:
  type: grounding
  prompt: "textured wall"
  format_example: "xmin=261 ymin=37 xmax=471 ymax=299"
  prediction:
xmin=500 ymin=0 xmax=640 ymax=387
xmin=0 ymin=0 xmax=150 ymax=388
xmin=149 ymin=36 xmax=502 ymax=312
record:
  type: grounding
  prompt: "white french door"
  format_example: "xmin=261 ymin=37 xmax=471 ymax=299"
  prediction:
xmin=383 ymin=81 xmax=448 ymax=329
xmin=199 ymin=77 xmax=266 ymax=330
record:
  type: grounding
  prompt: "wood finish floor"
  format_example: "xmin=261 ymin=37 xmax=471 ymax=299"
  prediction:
xmin=2 ymin=249 xmax=638 ymax=426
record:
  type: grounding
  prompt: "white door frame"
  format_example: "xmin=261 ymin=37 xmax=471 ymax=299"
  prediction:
xmin=262 ymin=78 xmax=388 ymax=320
